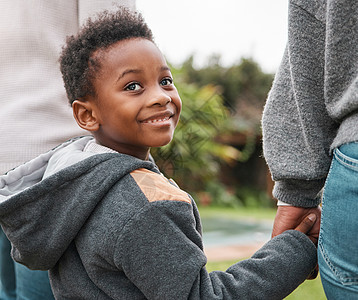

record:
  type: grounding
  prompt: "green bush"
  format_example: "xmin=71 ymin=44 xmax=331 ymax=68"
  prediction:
xmin=152 ymin=61 xmax=274 ymax=208
xmin=151 ymin=68 xmax=239 ymax=194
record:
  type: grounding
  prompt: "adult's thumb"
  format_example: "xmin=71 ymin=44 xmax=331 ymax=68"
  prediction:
xmin=295 ymin=214 xmax=317 ymax=234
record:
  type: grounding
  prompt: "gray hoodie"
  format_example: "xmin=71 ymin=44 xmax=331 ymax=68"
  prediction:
xmin=0 ymin=137 xmax=316 ymax=299
xmin=262 ymin=0 xmax=358 ymax=206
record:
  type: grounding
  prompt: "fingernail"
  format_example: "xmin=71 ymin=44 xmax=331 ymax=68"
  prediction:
xmin=308 ymin=214 xmax=316 ymax=222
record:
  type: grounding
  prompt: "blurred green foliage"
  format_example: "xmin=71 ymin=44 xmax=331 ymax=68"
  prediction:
xmin=180 ymin=55 xmax=274 ymax=111
xmin=151 ymin=55 xmax=275 ymax=207
xmin=151 ymin=69 xmax=239 ymax=194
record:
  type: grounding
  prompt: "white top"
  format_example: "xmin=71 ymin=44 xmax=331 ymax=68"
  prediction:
xmin=0 ymin=0 xmax=135 ymax=174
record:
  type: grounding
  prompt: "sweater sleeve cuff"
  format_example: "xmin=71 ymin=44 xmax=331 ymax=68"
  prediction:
xmin=273 ymin=178 xmax=324 ymax=207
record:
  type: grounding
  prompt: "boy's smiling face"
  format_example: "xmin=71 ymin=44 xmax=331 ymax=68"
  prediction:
xmin=74 ymin=38 xmax=182 ymax=160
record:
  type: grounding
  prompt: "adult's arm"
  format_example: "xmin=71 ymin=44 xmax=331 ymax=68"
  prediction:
xmin=262 ymin=1 xmax=339 ymax=207
xmin=262 ymin=1 xmax=339 ymax=241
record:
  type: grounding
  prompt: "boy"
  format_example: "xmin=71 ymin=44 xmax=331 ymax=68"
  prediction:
xmin=0 ymin=8 xmax=317 ymax=299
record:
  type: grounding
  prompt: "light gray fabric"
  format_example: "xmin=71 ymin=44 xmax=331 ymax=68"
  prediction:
xmin=0 ymin=137 xmax=92 ymax=200
xmin=262 ymin=0 xmax=358 ymax=206
xmin=0 ymin=137 xmax=317 ymax=299
xmin=0 ymin=0 xmax=135 ymax=174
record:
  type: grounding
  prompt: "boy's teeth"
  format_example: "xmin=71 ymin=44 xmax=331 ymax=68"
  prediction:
xmin=146 ymin=117 xmax=169 ymax=123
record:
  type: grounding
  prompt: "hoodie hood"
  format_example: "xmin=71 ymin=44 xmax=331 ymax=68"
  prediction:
xmin=0 ymin=136 xmax=155 ymax=270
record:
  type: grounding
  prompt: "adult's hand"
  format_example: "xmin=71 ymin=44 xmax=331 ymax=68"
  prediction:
xmin=293 ymin=213 xmax=320 ymax=279
xmin=273 ymin=205 xmax=321 ymax=280
xmin=293 ymin=213 xmax=319 ymax=245
xmin=272 ymin=205 xmax=321 ymax=245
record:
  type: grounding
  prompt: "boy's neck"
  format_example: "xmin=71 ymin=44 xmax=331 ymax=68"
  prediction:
xmin=92 ymin=138 xmax=150 ymax=160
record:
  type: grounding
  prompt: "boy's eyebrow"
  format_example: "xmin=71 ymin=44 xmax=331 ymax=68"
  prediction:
xmin=161 ymin=66 xmax=171 ymax=72
xmin=116 ymin=69 xmax=142 ymax=82
xmin=116 ymin=66 xmax=171 ymax=82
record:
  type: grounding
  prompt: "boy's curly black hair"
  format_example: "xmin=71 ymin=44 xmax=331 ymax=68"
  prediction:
xmin=59 ymin=7 xmax=154 ymax=105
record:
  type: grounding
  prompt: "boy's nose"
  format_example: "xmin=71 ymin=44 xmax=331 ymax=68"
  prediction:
xmin=147 ymin=88 xmax=171 ymax=106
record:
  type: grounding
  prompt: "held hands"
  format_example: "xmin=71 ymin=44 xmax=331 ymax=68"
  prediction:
xmin=293 ymin=213 xmax=318 ymax=244
xmin=272 ymin=206 xmax=321 ymax=245
xmin=272 ymin=205 xmax=322 ymax=279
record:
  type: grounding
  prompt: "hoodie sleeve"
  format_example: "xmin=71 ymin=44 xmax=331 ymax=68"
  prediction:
xmin=114 ymin=200 xmax=317 ymax=300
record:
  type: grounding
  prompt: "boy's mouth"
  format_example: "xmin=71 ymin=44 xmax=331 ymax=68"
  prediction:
xmin=140 ymin=111 xmax=174 ymax=124
xmin=142 ymin=116 xmax=171 ymax=124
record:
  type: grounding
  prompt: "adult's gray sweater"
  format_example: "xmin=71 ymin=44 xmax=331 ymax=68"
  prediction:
xmin=262 ymin=0 xmax=358 ymax=207
xmin=0 ymin=137 xmax=316 ymax=299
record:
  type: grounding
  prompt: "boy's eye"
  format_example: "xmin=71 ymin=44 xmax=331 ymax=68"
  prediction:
xmin=160 ymin=78 xmax=173 ymax=86
xmin=125 ymin=82 xmax=141 ymax=91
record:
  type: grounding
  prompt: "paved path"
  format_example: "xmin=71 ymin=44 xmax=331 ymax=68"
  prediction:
xmin=204 ymin=242 xmax=265 ymax=262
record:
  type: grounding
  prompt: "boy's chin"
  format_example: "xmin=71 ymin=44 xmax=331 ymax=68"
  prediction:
xmin=151 ymin=137 xmax=173 ymax=148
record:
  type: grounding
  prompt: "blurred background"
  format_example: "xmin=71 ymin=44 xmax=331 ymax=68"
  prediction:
xmin=136 ymin=0 xmax=289 ymax=209
xmin=137 ymin=0 xmax=288 ymax=73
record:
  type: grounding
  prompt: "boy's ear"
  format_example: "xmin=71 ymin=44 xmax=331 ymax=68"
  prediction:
xmin=72 ymin=100 xmax=100 ymax=131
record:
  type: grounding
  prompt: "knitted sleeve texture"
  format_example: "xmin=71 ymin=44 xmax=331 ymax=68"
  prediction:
xmin=261 ymin=0 xmax=358 ymax=206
